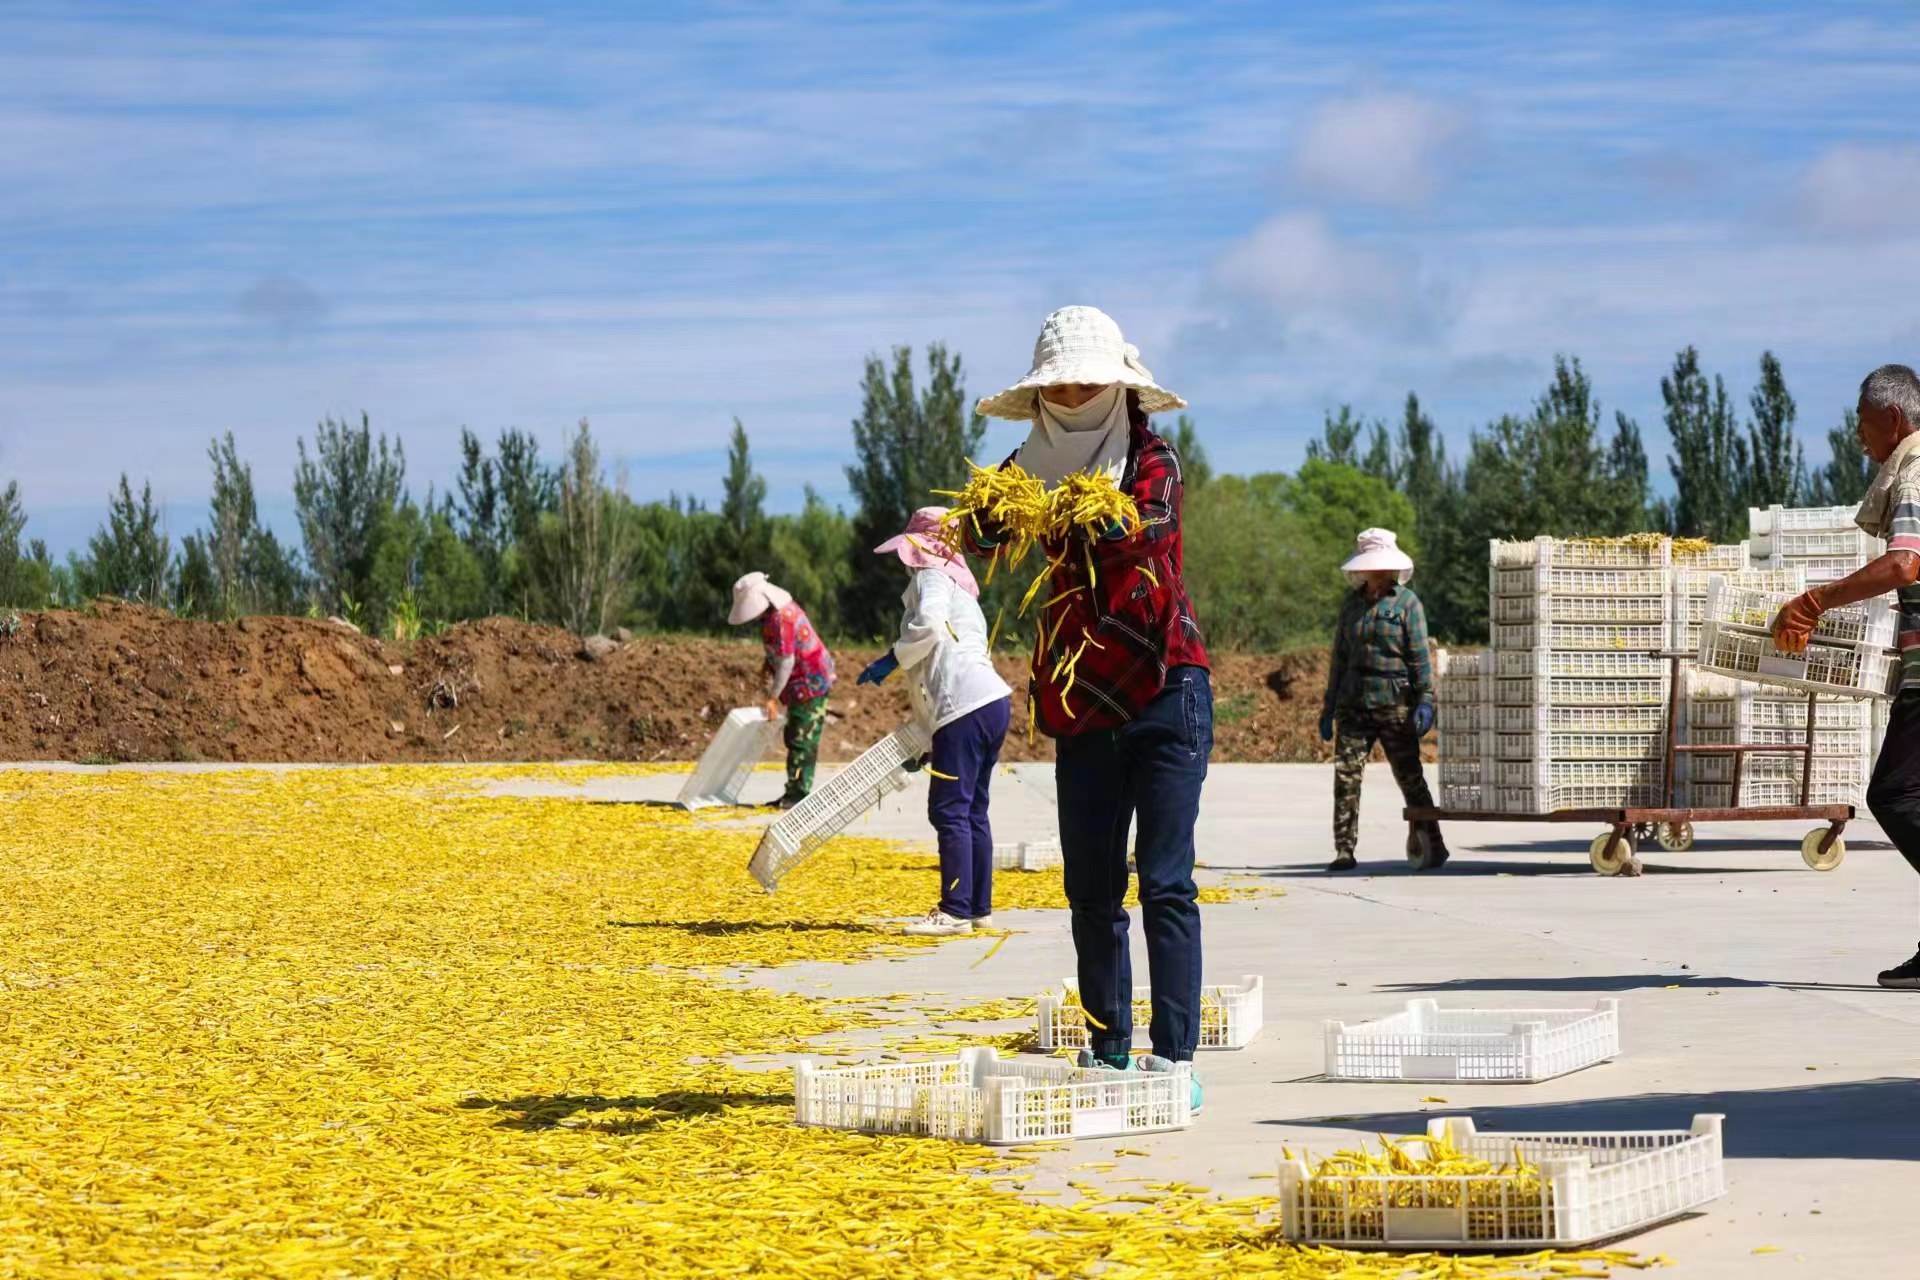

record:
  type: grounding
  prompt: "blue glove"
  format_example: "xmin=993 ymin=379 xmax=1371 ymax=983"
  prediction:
xmin=1412 ymin=703 xmax=1435 ymax=736
xmin=1319 ymin=711 xmax=1335 ymax=742
xmin=858 ymin=651 xmax=899 ymax=686
xmin=1094 ymin=517 xmax=1129 ymax=541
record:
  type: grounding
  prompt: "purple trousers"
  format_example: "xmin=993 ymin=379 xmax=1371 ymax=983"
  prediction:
xmin=930 ymin=697 xmax=1012 ymax=919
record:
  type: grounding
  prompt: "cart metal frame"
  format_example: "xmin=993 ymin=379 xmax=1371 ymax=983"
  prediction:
xmin=1406 ymin=651 xmax=1857 ymax=876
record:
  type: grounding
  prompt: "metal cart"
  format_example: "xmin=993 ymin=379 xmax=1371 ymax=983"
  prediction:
xmin=1405 ymin=651 xmax=1856 ymax=877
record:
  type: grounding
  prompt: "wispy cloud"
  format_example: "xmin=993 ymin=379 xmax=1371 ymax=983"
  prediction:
xmin=1292 ymin=91 xmax=1470 ymax=206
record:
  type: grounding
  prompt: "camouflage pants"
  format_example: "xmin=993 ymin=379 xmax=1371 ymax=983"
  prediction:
xmin=1333 ymin=704 xmax=1437 ymax=857
xmin=782 ymin=695 xmax=829 ymax=801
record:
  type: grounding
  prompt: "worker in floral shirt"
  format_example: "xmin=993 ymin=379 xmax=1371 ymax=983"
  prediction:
xmin=1320 ymin=528 xmax=1447 ymax=873
xmin=965 ymin=305 xmax=1210 ymax=1113
xmin=729 ymin=571 xmax=836 ymax=808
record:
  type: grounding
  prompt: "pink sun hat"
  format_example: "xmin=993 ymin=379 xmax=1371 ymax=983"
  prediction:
xmin=874 ymin=506 xmax=980 ymax=598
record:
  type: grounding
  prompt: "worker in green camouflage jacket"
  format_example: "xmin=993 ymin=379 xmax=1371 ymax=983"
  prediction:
xmin=1319 ymin=528 xmax=1449 ymax=873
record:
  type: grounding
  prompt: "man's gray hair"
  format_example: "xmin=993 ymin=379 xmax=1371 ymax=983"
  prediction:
xmin=1861 ymin=364 xmax=1920 ymax=426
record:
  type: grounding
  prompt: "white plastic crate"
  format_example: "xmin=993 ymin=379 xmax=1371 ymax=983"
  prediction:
xmin=676 ymin=707 xmax=780 ymax=809
xmin=1670 ymin=540 xmax=1749 ymax=571
xmin=1440 ymin=782 xmax=1484 ymax=809
xmin=793 ymin=1046 xmax=1191 ymax=1145
xmin=1493 ymin=731 xmax=1662 ymax=762
xmin=1036 ymin=975 xmax=1264 ymax=1052
xmin=1492 ymin=650 xmax=1666 ymax=680
xmin=1490 ymin=758 xmax=1664 ymax=792
xmin=1278 ymin=1114 xmax=1725 ymax=1250
xmin=1493 ymin=781 xmax=1664 ymax=813
xmin=1489 ymin=536 xmax=1670 ymax=569
xmin=1682 ymin=752 xmax=1867 ymax=787
xmin=1435 ymin=648 xmax=1488 ymax=680
xmin=1435 ymin=699 xmax=1489 ymax=731
xmin=1494 ymin=676 xmax=1669 ymax=708
xmin=992 ymin=839 xmax=1061 ymax=872
xmin=1755 ymin=527 xmax=1880 ymax=561
xmin=1751 ymin=503 xmax=1860 ymax=535
xmin=1764 ymin=553 xmax=1872 ymax=585
xmin=1491 ymin=620 xmax=1670 ymax=652
xmin=1438 ymin=758 xmax=1485 ymax=786
xmin=1493 ymin=703 xmax=1668 ymax=734
xmin=749 ymin=722 xmax=932 ymax=891
xmin=1323 ymin=998 xmax=1619 ymax=1083
xmin=1672 ymin=565 xmax=1803 ymax=623
xmin=1688 ymin=724 xmax=1870 ymax=756
xmin=1695 ymin=622 xmax=1897 ymax=701
xmin=1684 ymin=778 xmax=1865 ymax=808
xmin=1704 ymin=577 xmax=1895 ymax=649
xmin=1491 ymin=565 xmax=1670 ymax=598
xmin=1492 ymin=592 xmax=1668 ymax=625
xmin=1746 ymin=695 xmax=1873 ymax=730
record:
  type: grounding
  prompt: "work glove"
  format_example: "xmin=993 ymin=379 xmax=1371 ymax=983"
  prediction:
xmin=1412 ymin=702 xmax=1435 ymax=736
xmin=902 ymin=753 xmax=930 ymax=774
xmin=1771 ymin=590 xmax=1825 ymax=655
xmin=857 ymin=651 xmax=899 ymax=686
xmin=1318 ymin=710 xmax=1335 ymax=742
xmin=1094 ymin=517 xmax=1130 ymax=542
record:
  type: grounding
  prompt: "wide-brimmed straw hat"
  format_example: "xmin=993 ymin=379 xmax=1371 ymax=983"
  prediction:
xmin=874 ymin=506 xmax=980 ymax=598
xmin=977 ymin=305 xmax=1186 ymax=421
xmin=1341 ymin=528 xmax=1414 ymax=583
xmin=728 ymin=571 xmax=792 ymax=625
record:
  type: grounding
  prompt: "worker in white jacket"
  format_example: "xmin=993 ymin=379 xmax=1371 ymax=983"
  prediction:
xmin=859 ymin=506 xmax=1014 ymax=937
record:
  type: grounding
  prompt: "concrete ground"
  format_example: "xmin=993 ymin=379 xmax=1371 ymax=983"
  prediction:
xmin=498 ymin=760 xmax=1920 ymax=1277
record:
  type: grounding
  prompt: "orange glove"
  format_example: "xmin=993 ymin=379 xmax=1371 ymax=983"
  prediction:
xmin=1771 ymin=590 xmax=1825 ymax=654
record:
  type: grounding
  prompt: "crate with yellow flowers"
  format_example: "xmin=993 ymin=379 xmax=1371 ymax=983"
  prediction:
xmin=1035 ymin=975 xmax=1263 ymax=1052
xmin=1278 ymin=1114 xmax=1725 ymax=1249
xmin=1323 ymin=998 xmax=1619 ymax=1083
xmin=793 ymin=1045 xmax=1192 ymax=1145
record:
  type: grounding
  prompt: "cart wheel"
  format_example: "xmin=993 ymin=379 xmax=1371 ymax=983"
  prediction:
xmin=1655 ymin=821 xmax=1695 ymax=853
xmin=1801 ymin=827 xmax=1845 ymax=872
xmin=1589 ymin=830 xmax=1638 ymax=876
xmin=1406 ymin=825 xmax=1437 ymax=870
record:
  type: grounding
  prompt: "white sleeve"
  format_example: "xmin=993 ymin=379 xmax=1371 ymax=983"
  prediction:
xmin=768 ymin=654 xmax=795 ymax=699
xmin=893 ymin=571 xmax=953 ymax=670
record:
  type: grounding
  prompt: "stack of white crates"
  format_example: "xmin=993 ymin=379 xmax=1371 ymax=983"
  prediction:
xmin=1486 ymin=538 xmax=1672 ymax=813
xmin=1435 ymin=649 xmax=1490 ymax=810
xmin=1758 ymin=498 xmax=1889 ymax=790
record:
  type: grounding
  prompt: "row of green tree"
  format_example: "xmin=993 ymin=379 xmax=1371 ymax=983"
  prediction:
xmin=0 ymin=342 xmax=1874 ymax=649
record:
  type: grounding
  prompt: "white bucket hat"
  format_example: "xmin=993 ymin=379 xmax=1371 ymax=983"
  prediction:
xmin=977 ymin=305 xmax=1186 ymax=421
xmin=728 ymin=571 xmax=792 ymax=625
xmin=1342 ymin=528 xmax=1414 ymax=583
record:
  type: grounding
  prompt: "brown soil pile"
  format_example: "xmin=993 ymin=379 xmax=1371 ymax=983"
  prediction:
xmin=0 ymin=604 xmax=1351 ymax=765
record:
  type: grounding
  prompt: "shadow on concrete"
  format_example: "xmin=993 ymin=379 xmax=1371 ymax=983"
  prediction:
xmin=1263 ymin=1077 xmax=1920 ymax=1159
xmin=1376 ymin=973 xmax=1896 ymax=994
xmin=1471 ymin=837 xmax=1893 ymax=854
xmin=1216 ymin=860 xmax=1770 ymax=879
xmin=610 ymin=919 xmax=895 ymax=937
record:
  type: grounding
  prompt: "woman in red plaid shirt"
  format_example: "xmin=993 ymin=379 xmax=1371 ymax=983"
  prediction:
xmin=967 ymin=306 xmax=1211 ymax=1111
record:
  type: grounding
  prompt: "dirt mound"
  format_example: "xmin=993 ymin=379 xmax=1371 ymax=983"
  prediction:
xmin=0 ymin=604 xmax=1346 ymax=764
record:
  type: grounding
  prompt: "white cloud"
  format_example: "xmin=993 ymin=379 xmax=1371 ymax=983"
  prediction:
xmin=1292 ymin=91 xmax=1467 ymax=206
xmin=1206 ymin=210 xmax=1429 ymax=334
xmin=1797 ymin=143 xmax=1920 ymax=239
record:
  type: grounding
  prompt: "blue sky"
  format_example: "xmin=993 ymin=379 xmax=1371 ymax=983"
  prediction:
xmin=7 ymin=1 xmax=1920 ymax=555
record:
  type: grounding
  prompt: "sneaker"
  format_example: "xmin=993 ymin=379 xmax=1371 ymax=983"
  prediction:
xmin=970 ymin=914 xmax=995 ymax=929
xmin=1878 ymin=945 xmax=1920 ymax=989
xmin=1075 ymin=1049 xmax=1133 ymax=1072
xmin=1135 ymin=1054 xmax=1203 ymax=1115
xmin=902 ymin=908 xmax=972 ymax=937
xmin=1326 ymin=855 xmax=1358 ymax=872
xmin=774 ymin=793 xmax=805 ymax=811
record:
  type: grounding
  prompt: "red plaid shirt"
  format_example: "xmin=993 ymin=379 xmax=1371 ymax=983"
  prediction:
xmin=966 ymin=409 xmax=1208 ymax=737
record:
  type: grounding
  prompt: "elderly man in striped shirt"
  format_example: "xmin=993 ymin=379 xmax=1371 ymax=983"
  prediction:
xmin=1772 ymin=364 xmax=1920 ymax=988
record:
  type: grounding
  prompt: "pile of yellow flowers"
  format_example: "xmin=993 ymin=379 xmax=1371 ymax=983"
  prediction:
xmin=0 ymin=765 xmax=1651 ymax=1278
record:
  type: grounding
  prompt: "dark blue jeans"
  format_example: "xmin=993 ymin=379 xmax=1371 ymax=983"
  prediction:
xmin=930 ymin=697 xmax=1012 ymax=919
xmin=1054 ymin=665 xmax=1212 ymax=1061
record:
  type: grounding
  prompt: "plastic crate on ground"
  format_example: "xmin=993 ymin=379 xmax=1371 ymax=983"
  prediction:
xmin=1492 ymin=592 xmax=1668 ymax=625
xmin=992 ymin=839 xmax=1061 ymax=872
xmin=1323 ymin=998 xmax=1619 ymax=1083
xmin=1493 ymin=730 xmax=1662 ymax=762
xmin=675 ymin=707 xmax=780 ymax=809
xmin=749 ymin=722 xmax=932 ymax=891
xmin=1491 ymin=620 xmax=1670 ymax=652
xmin=1494 ymin=676 xmax=1669 ymax=709
xmin=1493 ymin=704 xmax=1668 ymax=734
xmin=793 ymin=1046 xmax=1192 ymax=1145
xmin=1491 ymin=565 xmax=1670 ymax=598
xmin=1695 ymin=622 xmax=1897 ymax=701
xmin=1036 ymin=975 xmax=1264 ymax=1052
xmin=1278 ymin=1114 xmax=1725 ymax=1250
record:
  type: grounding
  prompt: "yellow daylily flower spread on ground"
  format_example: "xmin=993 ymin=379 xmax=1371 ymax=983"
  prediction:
xmin=0 ymin=766 xmax=1656 ymax=1277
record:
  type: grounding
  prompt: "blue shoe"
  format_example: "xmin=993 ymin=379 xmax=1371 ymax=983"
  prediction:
xmin=1074 ymin=1049 xmax=1133 ymax=1072
xmin=1135 ymin=1054 xmax=1202 ymax=1114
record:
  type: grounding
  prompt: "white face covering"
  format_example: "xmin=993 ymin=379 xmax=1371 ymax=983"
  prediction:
xmin=1016 ymin=384 xmax=1130 ymax=485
